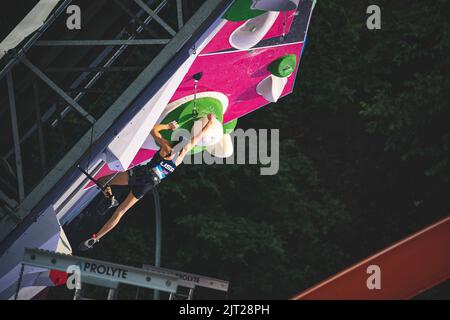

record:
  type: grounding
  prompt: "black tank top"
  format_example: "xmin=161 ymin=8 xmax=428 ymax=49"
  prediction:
xmin=146 ymin=151 xmax=177 ymax=181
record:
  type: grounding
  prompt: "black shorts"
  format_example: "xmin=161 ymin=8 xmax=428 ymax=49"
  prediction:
xmin=127 ymin=165 xmax=160 ymax=199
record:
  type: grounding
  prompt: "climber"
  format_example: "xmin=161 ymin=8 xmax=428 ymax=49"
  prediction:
xmin=79 ymin=113 xmax=216 ymax=251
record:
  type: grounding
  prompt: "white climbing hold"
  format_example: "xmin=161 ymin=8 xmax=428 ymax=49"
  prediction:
xmin=191 ymin=117 xmax=224 ymax=147
xmin=229 ymin=11 xmax=279 ymax=50
xmin=207 ymin=133 xmax=234 ymax=158
xmin=256 ymin=74 xmax=288 ymax=103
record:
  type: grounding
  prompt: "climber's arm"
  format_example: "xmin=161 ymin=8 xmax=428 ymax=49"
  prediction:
xmin=175 ymin=114 xmax=215 ymax=166
xmin=151 ymin=121 xmax=178 ymax=155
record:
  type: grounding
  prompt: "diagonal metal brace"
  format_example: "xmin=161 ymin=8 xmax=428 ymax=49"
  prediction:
xmin=134 ymin=0 xmax=177 ymax=36
xmin=22 ymin=58 xmax=96 ymax=124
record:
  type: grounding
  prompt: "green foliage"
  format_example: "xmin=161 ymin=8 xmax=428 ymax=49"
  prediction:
xmin=357 ymin=0 xmax=450 ymax=181
xmin=223 ymin=0 xmax=265 ymax=22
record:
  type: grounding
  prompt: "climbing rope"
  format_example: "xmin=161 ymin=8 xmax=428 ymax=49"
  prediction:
xmin=14 ymin=264 xmax=25 ymax=300
xmin=79 ymin=115 xmax=121 ymax=194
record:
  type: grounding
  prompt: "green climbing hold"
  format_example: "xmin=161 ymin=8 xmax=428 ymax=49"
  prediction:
xmin=268 ymin=54 xmax=297 ymax=78
xmin=223 ymin=118 xmax=238 ymax=134
xmin=223 ymin=0 xmax=265 ymax=22
xmin=160 ymin=97 xmax=224 ymax=155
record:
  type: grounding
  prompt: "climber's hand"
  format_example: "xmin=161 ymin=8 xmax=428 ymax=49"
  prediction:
xmin=102 ymin=185 xmax=113 ymax=198
xmin=168 ymin=121 xmax=179 ymax=131
xmin=207 ymin=113 xmax=215 ymax=122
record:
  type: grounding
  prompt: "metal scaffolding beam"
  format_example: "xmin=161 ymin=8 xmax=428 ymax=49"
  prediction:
xmin=21 ymin=248 xmax=178 ymax=294
xmin=176 ymin=0 xmax=184 ymax=30
xmin=112 ymin=0 xmax=160 ymax=38
xmin=134 ymin=0 xmax=177 ymax=36
xmin=0 ymin=173 xmax=17 ymax=199
xmin=33 ymin=82 xmax=47 ymax=172
xmin=6 ymin=72 xmax=25 ymax=203
xmin=2 ymin=0 xmax=168 ymax=163
xmin=35 ymin=39 xmax=170 ymax=46
xmin=45 ymin=66 xmax=143 ymax=73
xmin=0 ymin=190 xmax=18 ymax=209
xmin=22 ymin=58 xmax=96 ymax=124
xmin=0 ymin=0 xmax=73 ymax=81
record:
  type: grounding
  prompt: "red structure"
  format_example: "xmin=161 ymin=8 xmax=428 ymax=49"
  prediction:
xmin=293 ymin=215 xmax=450 ymax=300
